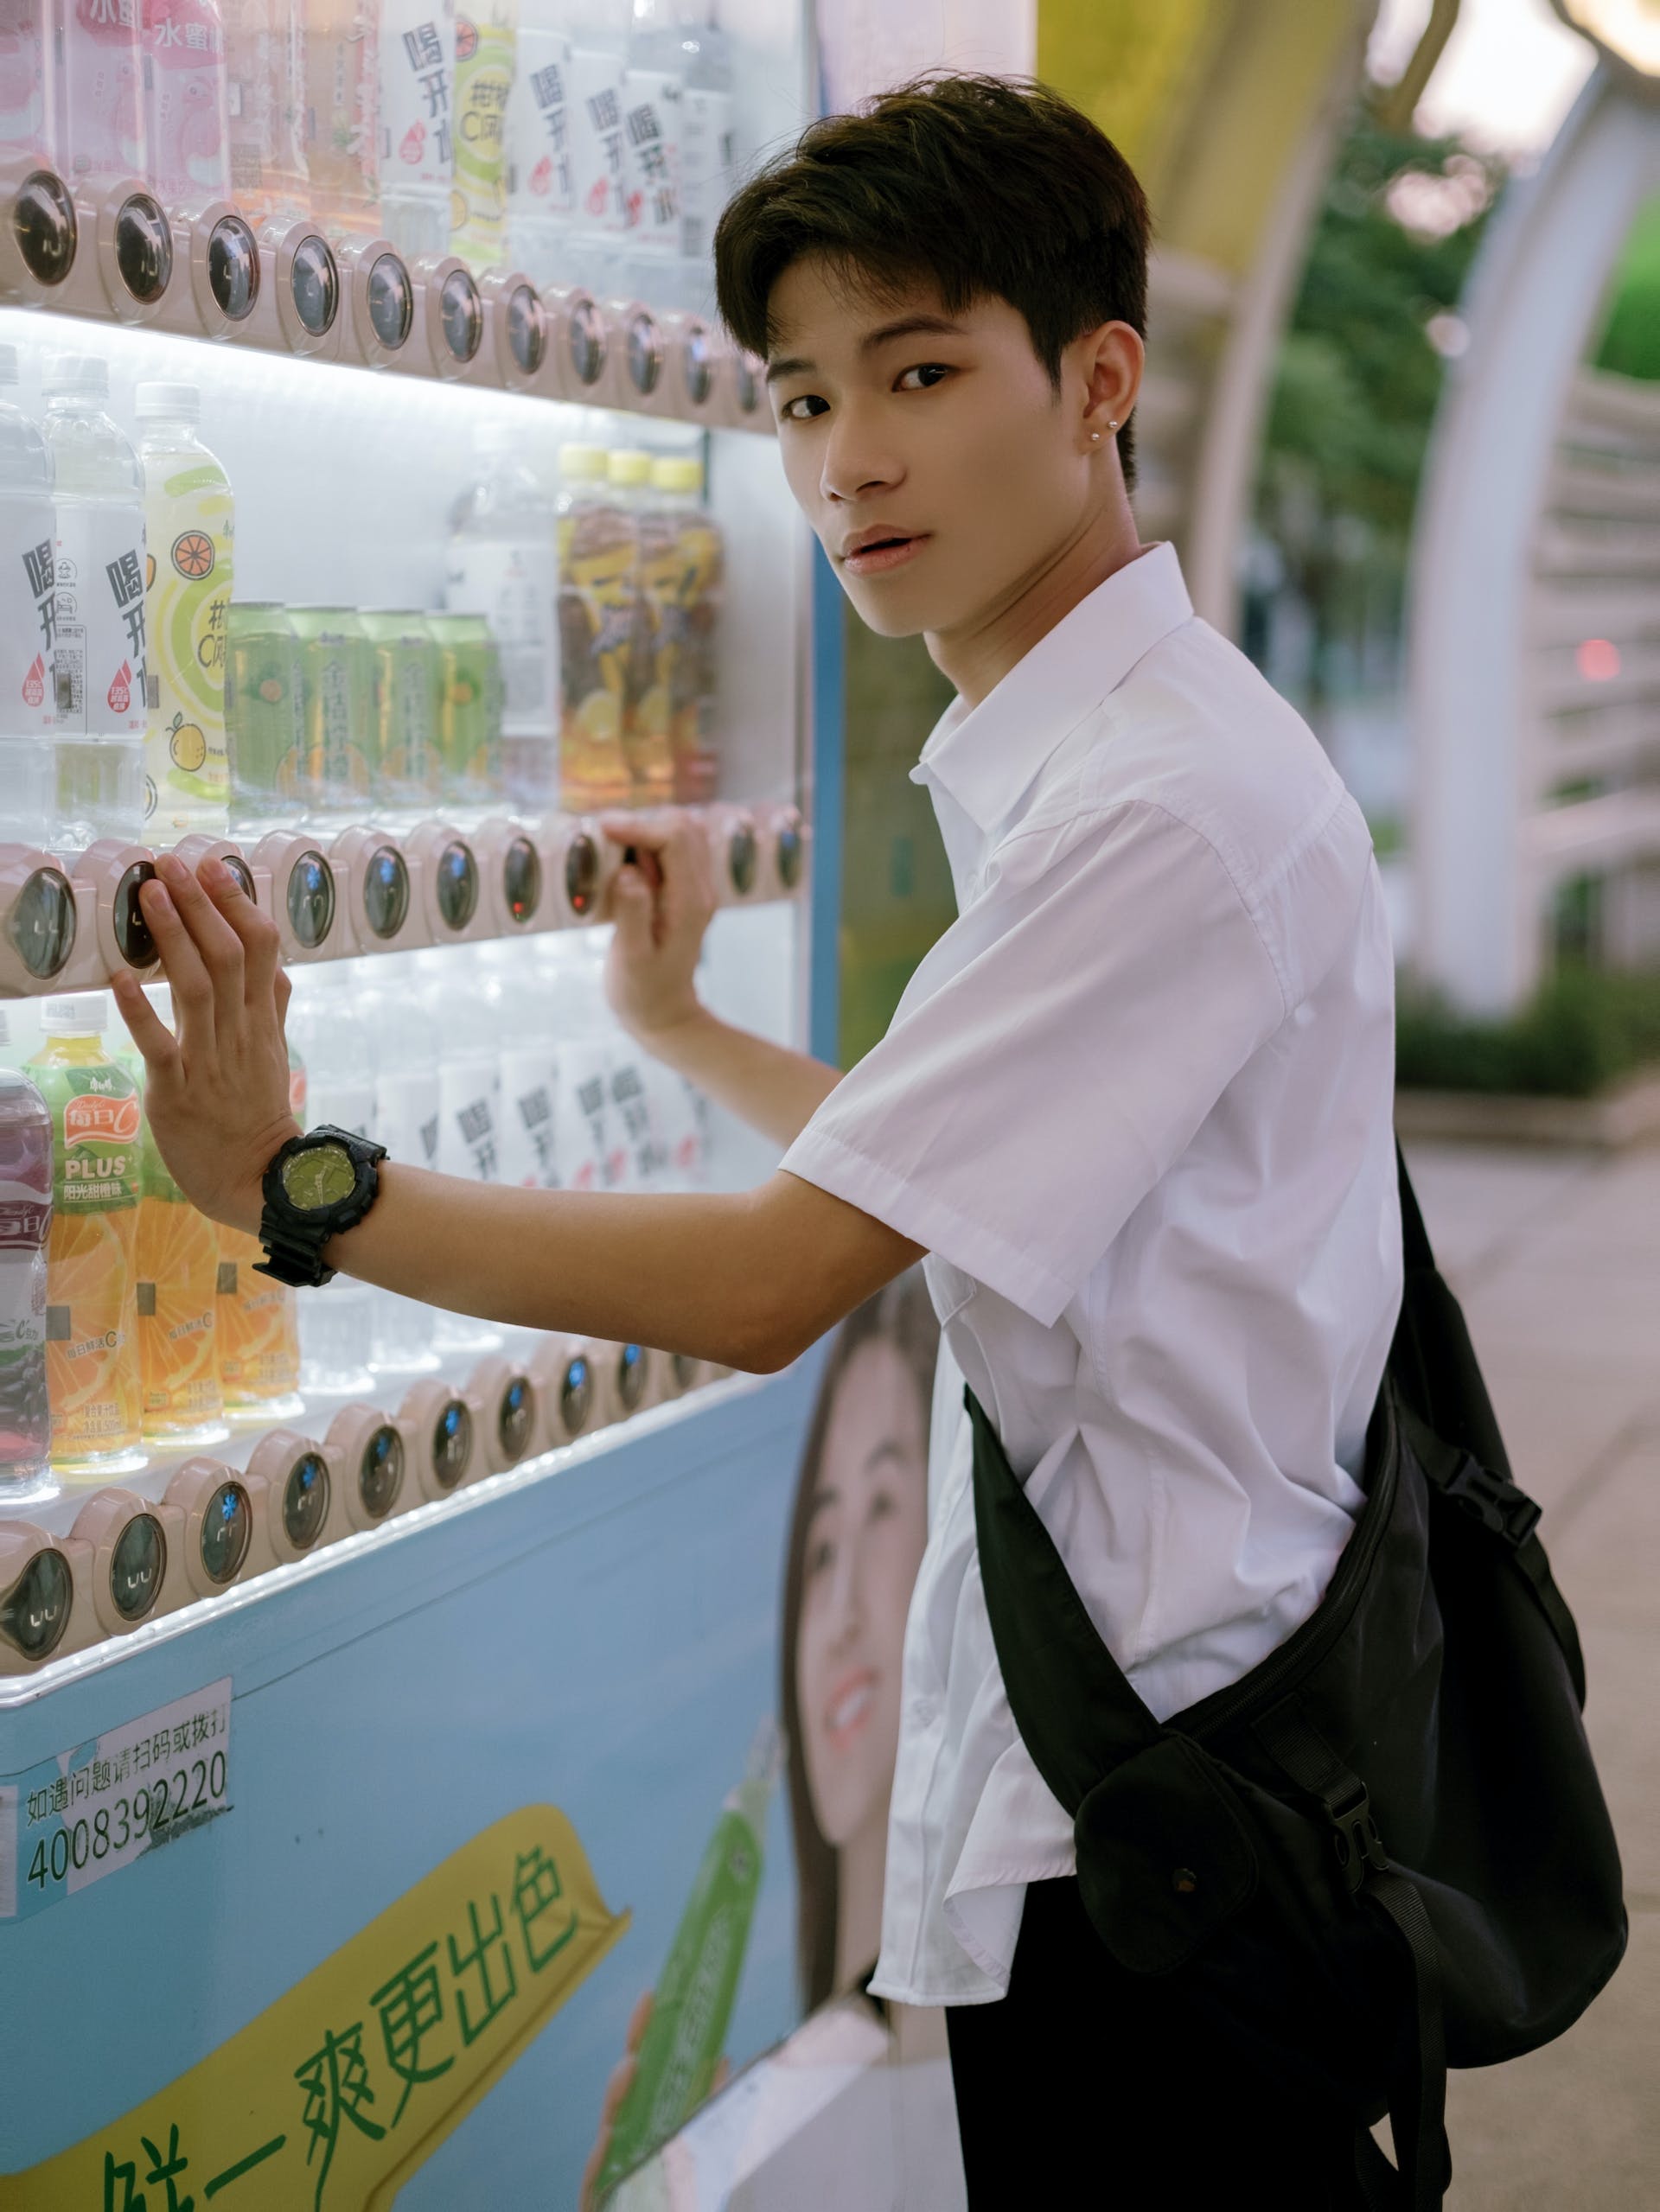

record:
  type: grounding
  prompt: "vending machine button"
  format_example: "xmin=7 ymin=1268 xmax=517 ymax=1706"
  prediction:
xmin=112 ymin=193 xmax=171 ymax=302
xmin=368 ymin=253 xmax=413 ymax=349
xmin=567 ymin=297 xmax=605 ymax=388
xmin=671 ymin=1352 xmax=701 ymax=1394
xmin=440 ymin=268 xmax=483 ymax=363
xmin=109 ymin=1511 xmax=166 ymax=1623
xmin=505 ymin=284 xmax=545 ymax=376
xmin=356 ymin=1425 xmax=405 ymax=1520
xmin=498 ymin=1377 xmax=533 ymax=1465
xmin=0 ymin=1543 xmax=71 ymax=1661
xmin=112 ymin=860 xmax=159 ymax=968
xmin=290 ymin=235 xmax=340 ymax=337
xmin=199 ymin=1480 xmax=252 ymax=1584
xmin=625 ymin=309 xmax=662 ymax=398
xmin=616 ymin=1342 xmax=648 ymax=1415
xmin=207 ymin=215 xmax=259 ymax=321
xmin=501 ymin=836 xmax=540 ymax=926
xmin=682 ymin=324 xmax=713 ymax=406
xmin=728 ymin=822 xmax=757 ymax=899
xmin=564 ymin=832 xmax=599 ymax=918
xmin=430 ymin=1398 xmax=473 ymax=1491
xmin=6 ymin=864 xmax=76 ymax=979
xmin=282 ymin=1451 xmax=331 ymax=1552
xmin=363 ymin=844 xmax=411 ymax=939
xmin=776 ymin=819 xmax=803 ymax=890
xmin=14 ymin=171 xmax=75 ymax=286
xmin=561 ymin=1355 xmax=592 ymax=1438
xmin=285 ymin=849 xmax=336 ymax=949
xmin=435 ymin=839 xmax=479 ymax=930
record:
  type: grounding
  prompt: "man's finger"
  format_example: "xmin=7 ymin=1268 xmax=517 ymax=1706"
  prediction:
xmin=154 ymin=851 xmax=245 ymax=1021
xmin=597 ymin=807 xmax=677 ymax=855
xmin=607 ymin=862 xmax=658 ymax=954
xmin=137 ymin=877 xmax=215 ymax=1030
xmin=110 ymin=967 xmax=182 ymax=1078
xmin=200 ymin=854 xmax=283 ymax=1003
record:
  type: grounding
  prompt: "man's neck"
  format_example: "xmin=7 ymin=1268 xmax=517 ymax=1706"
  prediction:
xmin=925 ymin=494 xmax=1145 ymax=710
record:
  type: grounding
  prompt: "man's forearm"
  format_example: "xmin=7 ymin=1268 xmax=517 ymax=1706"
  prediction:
xmin=295 ymin=1163 xmax=919 ymax=1374
xmin=630 ymin=1005 xmax=840 ymax=1149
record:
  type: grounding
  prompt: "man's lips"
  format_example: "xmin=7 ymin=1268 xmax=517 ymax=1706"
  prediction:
xmin=840 ymin=532 xmax=929 ymax=577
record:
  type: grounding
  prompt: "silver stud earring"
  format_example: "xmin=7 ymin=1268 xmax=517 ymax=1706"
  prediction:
xmin=1090 ymin=430 xmax=1101 ymax=443
xmin=1108 ymin=418 xmax=1119 ymax=431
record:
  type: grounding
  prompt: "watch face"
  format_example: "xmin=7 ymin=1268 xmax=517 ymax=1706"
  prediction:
xmin=282 ymin=1140 xmax=357 ymax=1213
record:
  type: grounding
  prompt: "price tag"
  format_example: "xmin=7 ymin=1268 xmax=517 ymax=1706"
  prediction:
xmin=0 ymin=1677 xmax=232 ymax=1921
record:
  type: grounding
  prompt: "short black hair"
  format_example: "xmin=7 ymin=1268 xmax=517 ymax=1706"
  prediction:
xmin=714 ymin=73 xmax=1152 ymax=490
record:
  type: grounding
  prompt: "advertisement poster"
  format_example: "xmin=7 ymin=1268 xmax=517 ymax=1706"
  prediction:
xmin=0 ymin=1278 xmax=964 ymax=2209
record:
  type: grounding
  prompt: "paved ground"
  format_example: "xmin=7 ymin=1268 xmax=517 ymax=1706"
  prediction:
xmin=1404 ymin=1142 xmax=1660 ymax=2209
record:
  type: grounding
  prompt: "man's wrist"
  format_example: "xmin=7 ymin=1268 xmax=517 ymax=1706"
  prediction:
xmin=626 ymin=998 xmax=718 ymax=1070
xmin=228 ymin=1119 xmax=303 ymax=1238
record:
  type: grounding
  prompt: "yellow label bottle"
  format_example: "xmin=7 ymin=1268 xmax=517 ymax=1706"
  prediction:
xmin=138 ymin=383 xmax=234 ymax=836
xmin=29 ymin=995 xmax=144 ymax=1479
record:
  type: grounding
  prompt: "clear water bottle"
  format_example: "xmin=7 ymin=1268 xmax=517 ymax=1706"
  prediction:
xmin=287 ymin=962 xmax=377 ymax=1397
xmin=445 ymin=424 xmax=559 ymax=813
xmin=42 ymin=354 xmax=147 ymax=854
xmin=362 ymin=957 xmax=441 ymax=1374
xmin=0 ymin=1054 xmax=54 ymax=1504
xmin=418 ymin=946 xmax=502 ymax=1356
xmin=0 ymin=345 xmax=57 ymax=852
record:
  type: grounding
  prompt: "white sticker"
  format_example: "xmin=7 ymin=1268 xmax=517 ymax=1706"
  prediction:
xmin=3 ymin=1675 xmax=233 ymax=1920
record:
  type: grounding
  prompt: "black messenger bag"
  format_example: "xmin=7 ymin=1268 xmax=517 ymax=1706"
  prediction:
xmin=968 ymin=1146 xmax=1626 ymax=2209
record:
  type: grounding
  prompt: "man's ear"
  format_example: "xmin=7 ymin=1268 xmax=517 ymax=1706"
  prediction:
xmin=1076 ymin=321 xmax=1143 ymax=443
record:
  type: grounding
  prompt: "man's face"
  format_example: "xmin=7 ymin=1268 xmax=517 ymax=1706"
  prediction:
xmin=765 ymin=255 xmax=1101 ymax=641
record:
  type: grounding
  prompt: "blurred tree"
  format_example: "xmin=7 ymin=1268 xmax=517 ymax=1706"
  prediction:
xmin=1594 ymin=192 xmax=1660 ymax=380
xmin=1254 ymin=118 xmax=1507 ymax=717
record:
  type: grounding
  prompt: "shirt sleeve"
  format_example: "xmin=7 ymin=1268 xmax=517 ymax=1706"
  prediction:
xmin=782 ymin=803 xmax=1289 ymax=1328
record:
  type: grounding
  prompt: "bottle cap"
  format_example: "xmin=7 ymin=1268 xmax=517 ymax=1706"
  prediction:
xmin=558 ymin=442 xmax=606 ymax=481
xmin=608 ymin=448 xmax=652 ymax=488
xmin=43 ymin=354 xmax=109 ymax=401
xmin=651 ymin=455 xmax=703 ymax=494
xmin=136 ymin=381 xmax=200 ymax=423
xmin=42 ymin=991 xmax=111 ymax=1037
xmin=0 ymin=345 xmax=17 ymax=386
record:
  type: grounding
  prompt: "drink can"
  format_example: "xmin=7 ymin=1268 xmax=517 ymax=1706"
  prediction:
xmin=290 ymin=605 xmax=375 ymax=812
xmin=361 ymin=608 xmax=441 ymax=811
xmin=225 ymin=601 xmax=305 ymax=819
xmin=425 ymin=609 xmax=500 ymax=806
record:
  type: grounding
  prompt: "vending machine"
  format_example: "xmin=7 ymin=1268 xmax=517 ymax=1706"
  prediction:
xmin=0 ymin=3 xmax=850 ymax=2203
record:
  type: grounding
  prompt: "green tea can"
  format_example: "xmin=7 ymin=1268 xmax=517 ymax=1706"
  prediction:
xmin=290 ymin=606 xmax=376 ymax=814
xmin=225 ymin=602 xmax=306 ymax=823
xmin=426 ymin=611 xmax=502 ymax=807
xmin=361 ymin=609 xmax=442 ymax=814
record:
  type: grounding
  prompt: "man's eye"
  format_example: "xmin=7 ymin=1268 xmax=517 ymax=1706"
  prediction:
xmin=897 ymin=363 xmax=951 ymax=391
xmin=780 ymin=393 xmax=829 ymax=422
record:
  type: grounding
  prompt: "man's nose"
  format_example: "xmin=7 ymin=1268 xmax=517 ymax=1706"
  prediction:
xmin=820 ymin=402 xmax=901 ymax=505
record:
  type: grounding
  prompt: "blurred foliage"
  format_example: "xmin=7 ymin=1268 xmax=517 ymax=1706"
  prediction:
xmin=1594 ymin=191 xmax=1660 ymax=381
xmin=1396 ymin=967 xmax=1660 ymax=1097
xmin=1255 ymin=118 xmax=1507 ymax=709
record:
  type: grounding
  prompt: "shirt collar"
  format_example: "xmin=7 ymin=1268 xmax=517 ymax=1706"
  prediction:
xmin=910 ymin=541 xmax=1194 ymax=833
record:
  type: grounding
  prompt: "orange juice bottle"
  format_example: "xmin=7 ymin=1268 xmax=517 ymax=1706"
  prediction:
xmin=121 ymin=987 xmax=229 ymax=1449
xmin=29 ymin=995 xmax=144 ymax=1479
xmin=216 ymin=1040 xmax=306 ymax=1422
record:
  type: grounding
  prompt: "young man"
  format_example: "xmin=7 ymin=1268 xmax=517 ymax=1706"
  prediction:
xmin=118 ymin=74 xmax=1398 ymax=2206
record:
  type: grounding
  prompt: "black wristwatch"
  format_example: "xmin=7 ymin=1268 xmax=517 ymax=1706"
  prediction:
xmin=253 ymin=1125 xmax=387 ymax=1289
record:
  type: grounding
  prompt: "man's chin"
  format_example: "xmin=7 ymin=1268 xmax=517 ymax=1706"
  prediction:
xmin=840 ymin=583 xmax=942 ymax=641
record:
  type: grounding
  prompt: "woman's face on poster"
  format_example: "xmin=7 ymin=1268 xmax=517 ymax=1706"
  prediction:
xmin=795 ymin=1337 xmax=930 ymax=1849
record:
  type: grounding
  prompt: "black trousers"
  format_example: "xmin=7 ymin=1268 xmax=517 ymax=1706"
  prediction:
xmin=945 ymin=1877 xmax=1368 ymax=2209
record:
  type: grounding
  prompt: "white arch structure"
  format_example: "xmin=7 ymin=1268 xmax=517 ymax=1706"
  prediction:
xmin=1409 ymin=60 xmax=1660 ymax=1013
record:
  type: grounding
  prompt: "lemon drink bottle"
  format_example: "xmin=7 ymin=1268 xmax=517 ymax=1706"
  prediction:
xmin=137 ymin=381 xmax=233 ymax=836
xmin=28 ymin=993 xmax=144 ymax=1479
xmin=445 ymin=419 xmax=558 ymax=810
xmin=450 ymin=0 xmax=514 ymax=265
xmin=0 ymin=342 xmax=58 ymax=851
xmin=593 ymin=1723 xmax=779 ymax=2202
xmin=118 ymin=987 xmax=229 ymax=1449
xmin=555 ymin=441 xmax=634 ymax=811
xmin=42 ymin=354 xmax=148 ymax=854
xmin=644 ymin=449 xmax=721 ymax=804
xmin=217 ymin=1041 xmax=305 ymax=1421
xmin=605 ymin=446 xmax=673 ymax=806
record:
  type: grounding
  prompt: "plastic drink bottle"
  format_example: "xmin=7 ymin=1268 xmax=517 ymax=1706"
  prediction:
xmin=143 ymin=0 xmax=231 ymax=207
xmin=592 ymin=1724 xmax=779 ymax=2202
xmin=445 ymin=420 xmax=559 ymax=811
xmin=0 ymin=344 xmax=59 ymax=853
xmin=553 ymin=933 xmax=627 ymax=1188
xmin=303 ymin=0 xmax=380 ymax=233
xmin=0 ymin=1054 xmax=54 ymax=1504
xmin=674 ymin=0 xmax=733 ymax=274
xmin=122 ymin=985 xmax=227 ymax=1447
xmin=361 ymin=959 xmax=438 ymax=1373
xmin=137 ymin=380 xmax=233 ymax=836
xmin=0 ymin=0 xmax=57 ymax=166
xmin=417 ymin=947 xmax=501 ymax=1355
xmin=450 ymin=0 xmax=513 ymax=264
xmin=220 ymin=0 xmax=308 ymax=220
xmin=57 ymin=0 xmax=148 ymax=185
xmin=556 ymin=440 xmax=634 ymax=812
xmin=645 ymin=449 xmax=721 ymax=802
xmin=620 ymin=0 xmax=681 ymax=265
xmin=290 ymin=606 xmax=374 ymax=814
xmin=29 ymin=992 xmax=144 ymax=1479
xmin=42 ymin=354 xmax=147 ymax=855
xmin=564 ymin=0 xmax=629 ymax=276
xmin=379 ymin=0 xmax=455 ymax=258
xmin=606 ymin=444 xmax=672 ymax=805
xmin=216 ymin=1040 xmax=304 ymax=1419
xmin=482 ymin=939 xmax=557 ymax=1189
xmin=504 ymin=0 xmax=571 ymax=281
xmin=286 ymin=963 xmax=375 ymax=1395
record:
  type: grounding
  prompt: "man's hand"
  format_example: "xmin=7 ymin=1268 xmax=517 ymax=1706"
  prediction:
xmin=600 ymin=809 xmax=718 ymax=1046
xmin=110 ymin=851 xmax=299 ymax=1235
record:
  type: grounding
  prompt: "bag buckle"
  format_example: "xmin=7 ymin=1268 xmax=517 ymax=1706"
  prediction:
xmin=1443 ymin=1454 xmax=1542 ymax=1547
xmin=1327 ymin=1779 xmax=1389 ymax=1895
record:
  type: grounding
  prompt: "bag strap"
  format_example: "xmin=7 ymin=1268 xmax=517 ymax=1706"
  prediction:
xmin=965 ymin=1386 xmax=1161 ymax=1815
xmin=1395 ymin=1139 xmax=1436 ymax=1276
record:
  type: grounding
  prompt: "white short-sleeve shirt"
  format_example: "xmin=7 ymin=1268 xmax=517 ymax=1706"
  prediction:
xmin=781 ymin=542 xmax=1401 ymax=2006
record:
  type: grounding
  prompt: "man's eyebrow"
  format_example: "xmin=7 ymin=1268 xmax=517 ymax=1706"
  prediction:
xmin=765 ymin=315 xmax=969 ymax=385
